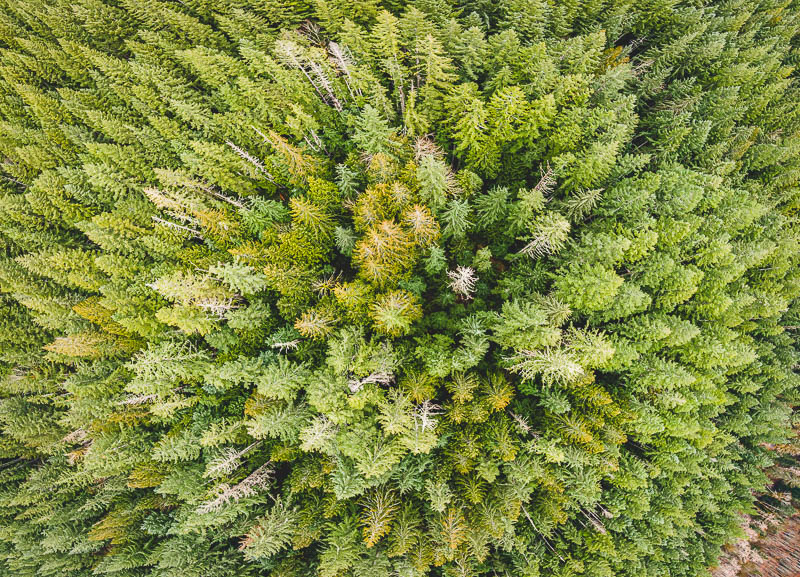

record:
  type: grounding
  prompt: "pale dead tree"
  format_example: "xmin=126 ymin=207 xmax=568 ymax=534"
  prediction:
xmin=598 ymin=505 xmax=614 ymax=519
xmin=164 ymin=209 xmax=201 ymax=227
xmin=785 ymin=465 xmax=800 ymax=478
xmin=447 ymin=266 xmax=478 ymax=299
xmin=271 ymin=340 xmax=300 ymax=353
xmin=295 ymin=22 xmax=344 ymax=110
xmin=414 ymin=135 xmax=443 ymax=161
xmin=189 ymin=179 xmax=216 ymax=195
xmin=62 ymin=428 xmax=88 ymax=444
xmin=580 ymin=508 xmax=609 ymax=534
xmin=0 ymin=173 xmax=27 ymax=188
xmin=204 ymin=441 xmax=263 ymax=479
xmin=119 ymin=394 xmax=158 ymax=406
xmin=151 ymin=215 xmax=203 ymax=238
xmin=206 ymin=187 xmax=250 ymax=209
xmin=312 ymin=270 xmax=343 ymax=297
xmin=275 ymin=39 xmax=342 ymax=111
xmin=252 ymin=125 xmax=276 ymax=149
xmin=445 ymin=167 xmax=463 ymax=197
xmin=391 ymin=59 xmax=407 ymax=117
xmin=533 ymin=163 xmax=556 ymax=198
xmin=226 ymin=140 xmax=276 ymax=184
xmin=299 ymin=20 xmax=324 ymax=45
xmin=303 ymin=128 xmax=324 ymax=153
xmin=328 ymin=41 xmax=360 ymax=99
xmin=146 ymin=183 xmax=211 ymax=216
xmin=308 ymin=60 xmax=343 ymax=111
xmin=521 ymin=503 xmax=565 ymax=561
xmin=509 ymin=411 xmax=533 ymax=436
xmin=195 ymin=297 xmax=241 ymax=318
xmin=197 ymin=462 xmax=274 ymax=513
xmin=629 ymin=35 xmax=648 ymax=52
xmin=413 ymin=401 xmax=442 ymax=432
xmin=413 ymin=137 xmax=461 ymax=195
xmin=149 ymin=172 xmax=250 ymax=212
xmin=9 ymin=367 xmax=29 ymax=379
xmin=347 ymin=371 xmax=394 ymax=394
xmin=632 ymin=55 xmax=654 ymax=79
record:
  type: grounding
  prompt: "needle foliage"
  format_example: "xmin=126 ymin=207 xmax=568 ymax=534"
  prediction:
xmin=0 ymin=1 xmax=799 ymax=577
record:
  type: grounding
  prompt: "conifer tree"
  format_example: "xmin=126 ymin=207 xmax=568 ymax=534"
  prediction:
xmin=0 ymin=1 xmax=798 ymax=577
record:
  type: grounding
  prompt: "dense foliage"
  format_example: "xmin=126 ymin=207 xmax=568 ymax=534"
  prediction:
xmin=0 ymin=1 xmax=799 ymax=576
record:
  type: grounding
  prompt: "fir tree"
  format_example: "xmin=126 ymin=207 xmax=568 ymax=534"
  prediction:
xmin=0 ymin=2 xmax=797 ymax=577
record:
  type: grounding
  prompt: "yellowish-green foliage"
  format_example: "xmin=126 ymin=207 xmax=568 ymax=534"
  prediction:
xmin=0 ymin=2 xmax=798 ymax=577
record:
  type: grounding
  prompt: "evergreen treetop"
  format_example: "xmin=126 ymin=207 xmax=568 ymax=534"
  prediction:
xmin=0 ymin=1 xmax=798 ymax=577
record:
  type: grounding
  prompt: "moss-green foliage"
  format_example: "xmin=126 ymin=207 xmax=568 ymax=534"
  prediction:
xmin=0 ymin=1 xmax=799 ymax=577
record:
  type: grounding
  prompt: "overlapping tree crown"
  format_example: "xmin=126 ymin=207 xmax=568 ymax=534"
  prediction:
xmin=0 ymin=2 xmax=799 ymax=577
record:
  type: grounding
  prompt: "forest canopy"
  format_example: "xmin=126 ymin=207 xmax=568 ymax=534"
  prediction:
xmin=0 ymin=1 xmax=799 ymax=577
